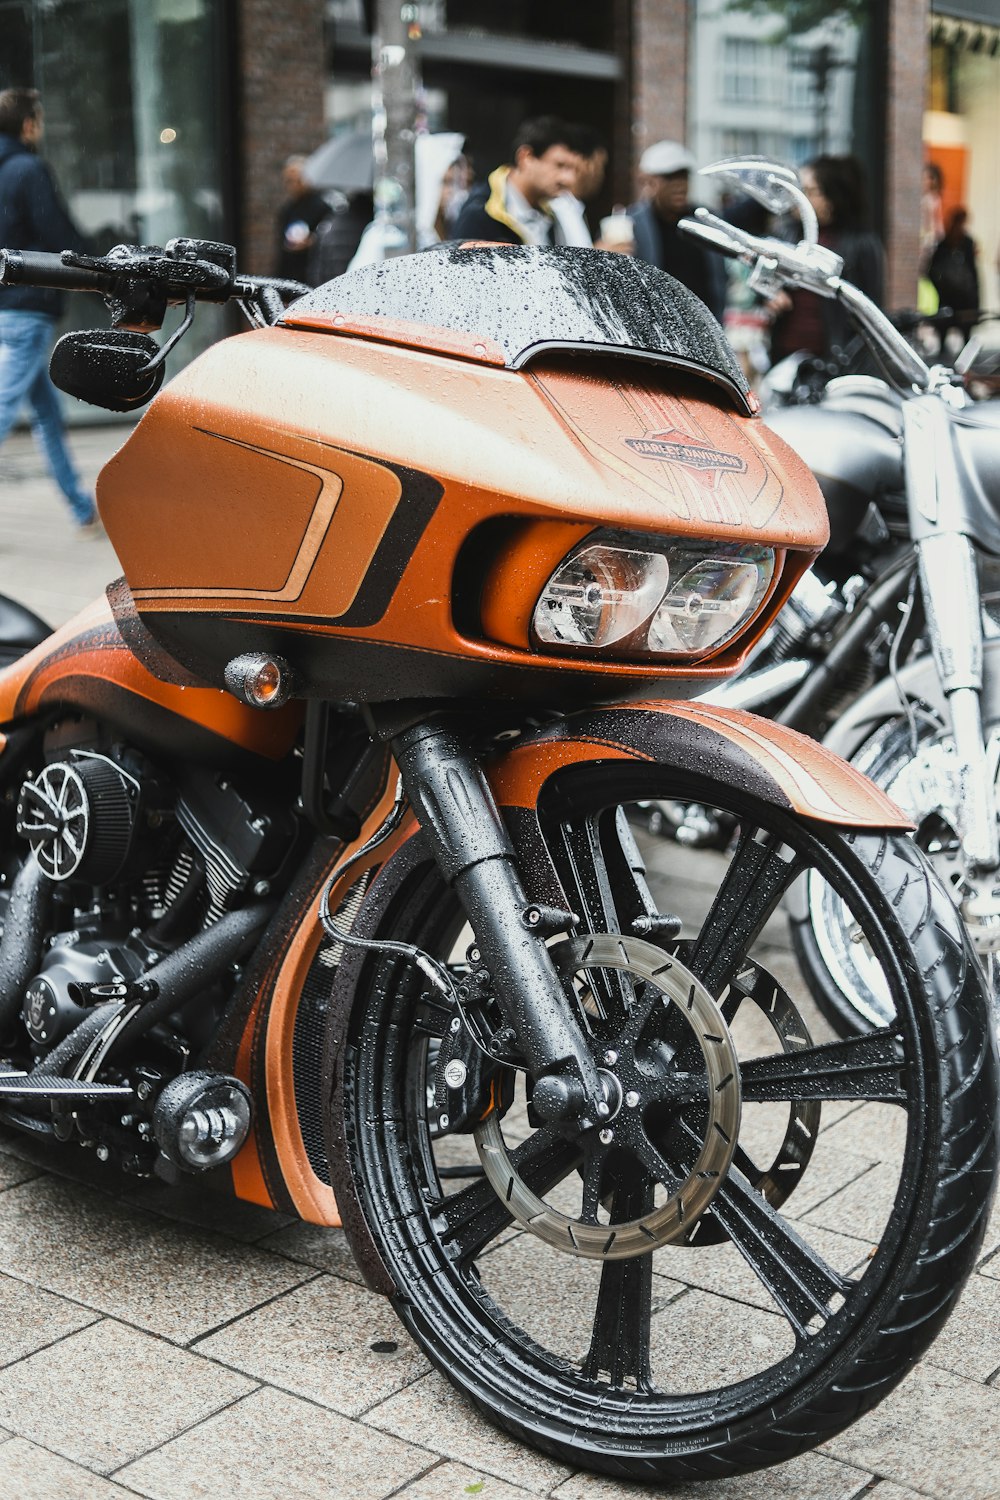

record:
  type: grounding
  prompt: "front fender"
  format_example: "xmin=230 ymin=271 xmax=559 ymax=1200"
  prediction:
xmin=488 ymin=701 xmax=911 ymax=829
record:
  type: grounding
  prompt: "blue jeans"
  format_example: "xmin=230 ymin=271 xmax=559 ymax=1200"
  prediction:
xmin=0 ymin=310 xmax=95 ymax=525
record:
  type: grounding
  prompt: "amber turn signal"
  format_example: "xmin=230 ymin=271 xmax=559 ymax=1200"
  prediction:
xmin=224 ymin=652 xmax=296 ymax=709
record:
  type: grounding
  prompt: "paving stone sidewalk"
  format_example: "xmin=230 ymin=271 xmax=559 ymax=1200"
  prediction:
xmin=0 ymin=425 xmax=997 ymax=1500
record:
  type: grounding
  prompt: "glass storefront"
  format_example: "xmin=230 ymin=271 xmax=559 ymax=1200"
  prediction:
xmin=927 ymin=17 xmax=1000 ymax=311
xmin=1 ymin=0 xmax=233 ymax=419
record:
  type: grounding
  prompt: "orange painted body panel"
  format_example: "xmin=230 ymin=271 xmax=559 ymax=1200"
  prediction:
xmin=96 ymin=328 xmax=829 ymax=702
xmin=0 ymin=595 xmax=301 ymax=758
xmin=485 ymin=703 xmax=911 ymax=830
xmin=260 ymin=782 xmax=417 ymax=1226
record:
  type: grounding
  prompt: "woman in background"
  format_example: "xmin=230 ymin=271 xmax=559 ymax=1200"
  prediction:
xmin=769 ymin=154 xmax=884 ymax=366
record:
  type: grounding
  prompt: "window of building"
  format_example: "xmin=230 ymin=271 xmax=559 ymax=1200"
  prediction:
xmin=690 ymin=0 xmax=883 ymax=223
xmin=720 ymin=38 xmax=783 ymax=106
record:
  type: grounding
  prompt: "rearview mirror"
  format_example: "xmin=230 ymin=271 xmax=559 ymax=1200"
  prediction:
xmin=700 ymin=157 xmax=818 ymax=245
xmin=50 ymin=329 xmax=165 ymax=413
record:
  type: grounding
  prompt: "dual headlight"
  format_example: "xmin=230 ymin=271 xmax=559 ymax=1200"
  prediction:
xmin=531 ymin=535 xmax=776 ymax=661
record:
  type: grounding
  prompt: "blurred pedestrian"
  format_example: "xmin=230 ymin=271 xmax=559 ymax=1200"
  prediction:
xmin=435 ymin=151 xmax=473 ymax=241
xmin=347 ymin=133 xmax=467 ymax=269
xmin=308 ymin=190 xmax=374 ymax=283
xmin=919 ymin=161 xmax=945 ymax=275
xmin=720 ymin=197 xmax=772 ymax=382
xmin=0 ymin=86 xmax=96 ymax=530
xmin=928 ymin=206 xmax=980 ymax=351
xmin=548 ymin=124 xmax=607 ymax=247
xmin=769 ymin=154 xmax=883 ymax=366
xmin=453 ymin=117 xmax=579 ymax=247
xmin=275 ymin=156 xmax=330 ymax=284
xmin=629 ymin=141 xmax=726 ymax=320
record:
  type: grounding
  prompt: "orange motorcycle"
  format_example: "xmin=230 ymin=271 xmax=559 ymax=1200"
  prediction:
xmin=0 ymin=235 xmax=996 ymax=1481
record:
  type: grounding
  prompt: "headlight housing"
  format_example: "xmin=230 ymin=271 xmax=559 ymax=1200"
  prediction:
xmin=531 ymin=534 xmax=776 ymax=661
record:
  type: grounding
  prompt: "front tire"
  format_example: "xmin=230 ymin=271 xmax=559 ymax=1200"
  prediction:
xmin=335 ymin=767 xmax=998 ymax=1482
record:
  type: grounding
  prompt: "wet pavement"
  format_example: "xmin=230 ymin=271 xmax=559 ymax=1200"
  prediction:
xmin=0 ymin=423 xmax=997 ymax=1500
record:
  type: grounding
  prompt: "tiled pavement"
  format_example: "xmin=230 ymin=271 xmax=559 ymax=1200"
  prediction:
xmin=0 ymin=424 xmax=998 ymax=1499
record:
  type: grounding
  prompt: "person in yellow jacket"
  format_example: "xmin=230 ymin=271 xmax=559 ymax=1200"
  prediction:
xmin=453 ymin=117 xmax=580 ymax=246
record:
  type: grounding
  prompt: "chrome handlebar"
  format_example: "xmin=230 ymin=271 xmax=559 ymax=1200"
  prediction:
xmin=678 ymin=197 xmax=935 ymax=395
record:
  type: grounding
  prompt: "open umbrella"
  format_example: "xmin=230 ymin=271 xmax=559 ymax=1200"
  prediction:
xmin=304 ymin=130 xmax=374 ymax=194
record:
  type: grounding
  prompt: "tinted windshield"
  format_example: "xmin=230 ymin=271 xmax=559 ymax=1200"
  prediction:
xmin=286 ymin=243 xmax=751 ymax=412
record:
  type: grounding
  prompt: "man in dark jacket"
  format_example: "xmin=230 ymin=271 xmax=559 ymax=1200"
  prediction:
xmin=453 ymin=117 xmax=580 ymax=247
xmin=629 ymin=140 xmax=727 ymax=322
xmin=0 ymin=87 xmax=96 ymax=528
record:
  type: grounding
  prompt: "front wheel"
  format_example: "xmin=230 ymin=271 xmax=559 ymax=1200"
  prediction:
xmin=336 ymin=765 xmax=998 ymax=1483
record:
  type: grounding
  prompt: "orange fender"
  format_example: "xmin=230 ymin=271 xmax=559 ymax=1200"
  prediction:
xmin=486 ymin=700 xmax=911 ymax=830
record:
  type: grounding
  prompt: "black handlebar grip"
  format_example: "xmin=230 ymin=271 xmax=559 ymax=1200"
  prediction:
xmin=0 ymin=249 xmax=116 ymax=294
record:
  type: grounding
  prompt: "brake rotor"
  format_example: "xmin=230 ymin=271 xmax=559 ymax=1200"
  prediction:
xmin=675 ymin=948 xmax=820 ymax=1246
xmin=473 ymin=934 xmax=741 ymax=1261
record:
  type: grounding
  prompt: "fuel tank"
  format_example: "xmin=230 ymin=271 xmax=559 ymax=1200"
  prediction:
xmin=764 ymin=384 xmax=906 ymax=554
xmin=98 ymin=245 xmax=829 ymax=705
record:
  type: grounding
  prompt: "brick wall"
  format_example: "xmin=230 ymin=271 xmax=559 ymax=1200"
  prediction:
xmin=238 ymin=0 xmax=327 ymax=276
xmin=632 ymin=0 xmax=690 ymax=186
xmin=885 ymin=0 xmax=929 ymax=310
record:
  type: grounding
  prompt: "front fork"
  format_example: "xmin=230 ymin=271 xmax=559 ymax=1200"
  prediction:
xmin=390 ymin=718 xmax=609 ymax=1126
xmin=904 ymin=392 xmax=999 ymax=873
xmin=918 ymin=531 xmax=999 ymax=871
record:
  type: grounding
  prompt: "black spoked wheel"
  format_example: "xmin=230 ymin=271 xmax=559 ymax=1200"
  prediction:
xmin=338 ymin=765 xmax=998 ymax=1483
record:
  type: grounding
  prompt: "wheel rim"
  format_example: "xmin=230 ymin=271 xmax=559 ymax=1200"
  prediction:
xmin=806 ymin=714 xmax=1000 ymax=1027
xmin=345 ymin=765 xmax=937 ymax=1445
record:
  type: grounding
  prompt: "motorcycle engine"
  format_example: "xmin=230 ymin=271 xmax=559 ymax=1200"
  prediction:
xmin=21 ymin=937 xmax=146 ymax=1051
xmin=16 ymin=751 xmax=139 ymax=884
xmin=3 ymin=741 xmax=297 ymax=1174
xmin=769 ymin=569 xmax=845 ymax=660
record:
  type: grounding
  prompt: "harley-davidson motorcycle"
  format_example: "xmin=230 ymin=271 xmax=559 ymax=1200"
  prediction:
xmin=0 ymin=229 xmax=995 ymax=1482
xmin=658 ymin=158 xmax=1000 ymax=1041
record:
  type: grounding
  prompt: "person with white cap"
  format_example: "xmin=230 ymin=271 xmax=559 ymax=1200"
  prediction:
xmin=629 ymin=140 xmax=726 ymax=321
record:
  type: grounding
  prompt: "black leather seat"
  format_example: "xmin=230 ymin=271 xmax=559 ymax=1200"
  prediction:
xmin=0 ymin=594 xmax=50 ymax=661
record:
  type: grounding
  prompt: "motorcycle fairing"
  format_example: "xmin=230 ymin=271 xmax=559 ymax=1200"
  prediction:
xmin=916 ymin=406 xmax=1000 ymax=555
xmin=97 ymin=325 xmax=828 ymax=704
xmin=285 ymin=242 xmax=754 ymax=412
xmin=227 ymin=700 xmax=908 ymax=1241
xmin=770 ymin=396 xmax=1000 ymax=560
xmin=764 ymin=402 xmax=906 ymax=556
xmin=0 ymin=596 xmax=301 ymax=763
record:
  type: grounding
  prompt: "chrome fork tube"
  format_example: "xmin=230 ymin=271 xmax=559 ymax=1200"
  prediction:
xmin=917 ymin=532 xmax=999 ymax=870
